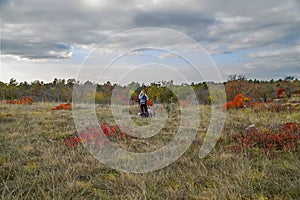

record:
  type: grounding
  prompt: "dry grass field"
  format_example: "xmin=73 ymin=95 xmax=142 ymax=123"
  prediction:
xmin=1 ymin=103 xmax=300 ymax=199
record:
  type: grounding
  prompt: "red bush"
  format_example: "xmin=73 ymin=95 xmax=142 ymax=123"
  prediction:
xmin=225 ymin=122 xmax=300 ymax=155
xmin=0 ymin=113 xmax=13 ymax=118
xmin=277 ymin=88 xmax=286 ymax=98
xmin=147 ymin=99 xmax=153 ymax=106
xmin=63 ymin=136 xmax=81 ymax=147
xmin=62 ymin=122 xmax=128 ymax=148
xmin=222 ymin=93 xmax=252 ymax=110
xmin=51 ymin=103 xmax=72 ymax=110
xmin=1 ymin=96 xmax=34 ymax=105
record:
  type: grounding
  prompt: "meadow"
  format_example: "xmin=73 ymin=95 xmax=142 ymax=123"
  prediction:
xmin=0 ymin=102 xmax=300 ymax=199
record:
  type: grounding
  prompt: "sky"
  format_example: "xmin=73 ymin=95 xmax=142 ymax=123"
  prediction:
xmin=1 ymin=0 xmax=300 ymax=84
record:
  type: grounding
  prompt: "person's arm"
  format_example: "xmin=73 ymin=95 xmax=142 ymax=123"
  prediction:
xmin=145 ymin=94 xmax=149 ymax=101
xmin=138 ymin=93 xmax=144 ymax=100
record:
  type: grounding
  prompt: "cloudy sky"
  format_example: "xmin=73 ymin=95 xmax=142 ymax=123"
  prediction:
xmin=1 ymin=0 xmax=300 ymax=84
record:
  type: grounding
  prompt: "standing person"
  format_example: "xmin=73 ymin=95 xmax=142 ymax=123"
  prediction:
xmin=139 ymin=90 xmax=149 ymax=117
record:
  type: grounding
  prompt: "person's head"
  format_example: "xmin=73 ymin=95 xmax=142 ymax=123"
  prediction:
xmin=141 ymin=90 xmax=145 ymax=94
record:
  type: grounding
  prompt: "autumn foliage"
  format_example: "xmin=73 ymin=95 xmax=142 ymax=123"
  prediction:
xmin=225 ymin=122 xmax=300 ymax=156
xmin=0 ymin=112 xmax=13 ymax=118
xmin=51 ymin=103 xmax=72 ymax=110
xmin=1 ymin=96 xmax=34 ymax=105
xmin=147 ymin=99 xmax=153 ymax=106
xmin=63 ymin=135 xmax=82 ymax=148
xmin=62 ymin=122 xmax=128 ymax=148
xmin=277 ymin=88 xmax=286 ymax=98
xmin=222 ymin=93 xmax=251 ymax=110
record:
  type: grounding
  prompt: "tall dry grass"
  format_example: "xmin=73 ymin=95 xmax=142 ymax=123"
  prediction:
xmin=0 ymin=103 xmax=299 ymax=199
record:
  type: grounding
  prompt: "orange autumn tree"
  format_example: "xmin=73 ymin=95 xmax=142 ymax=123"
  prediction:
xmin=222 ymin=93 xmax=252 ymax=110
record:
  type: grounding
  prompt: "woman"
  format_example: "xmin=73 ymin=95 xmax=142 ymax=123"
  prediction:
xmin=138 ymin=90 xmax=149 ymax=117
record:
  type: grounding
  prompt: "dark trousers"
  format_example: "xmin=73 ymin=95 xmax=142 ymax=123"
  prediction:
xmin=140 ymin=103 xmax=148 ymax=113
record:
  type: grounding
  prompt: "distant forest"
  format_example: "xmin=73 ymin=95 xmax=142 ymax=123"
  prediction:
xmin=0 ymin=75 xmax=299 ymax=104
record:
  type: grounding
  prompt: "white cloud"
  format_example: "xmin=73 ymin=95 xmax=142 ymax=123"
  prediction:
xmin=249 ymin=45 xmax=300 ymax=58
xmin=158 ymin=52 xmax=176 ymax=59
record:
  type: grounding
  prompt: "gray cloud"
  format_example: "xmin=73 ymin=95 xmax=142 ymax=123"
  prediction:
xmin=1 ymin=0 xmax=300 ymax=80
xmin=1 ymin=39 xmax=72 ymax=60
xmin=134 ymin=10 xmax=214 ymax=27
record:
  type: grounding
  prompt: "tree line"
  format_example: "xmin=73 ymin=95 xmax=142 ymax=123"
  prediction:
xmin=0 ymin=76 xmax=299 ymax=104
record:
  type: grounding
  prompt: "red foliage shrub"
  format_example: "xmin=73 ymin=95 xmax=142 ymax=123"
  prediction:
xmin=225 ymin=122 xmax=300 ymax=155
xmin=277 ymin=88 xmax=286 ymax=98
xmin=279 ymin=122 xmax=300 ymax=135
xmin=147 ymin=99 xmax=153 ymax=106
xmin=62 ymin=122 xmax=128 ymax=148
xmin=63 ymin=135 xmax=81 ymax=148
xmin=51 ymin=103 xmax=72 ymax=110
xmin=5 ymin=114 xmax=13 ymax=117
xmin=222 ymin=93 xmax=251 ymax=110
xmin=0 ymin=112 xmax=13 ymax=118
xmin=2 ymin=96 xmax=34 ymax=105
